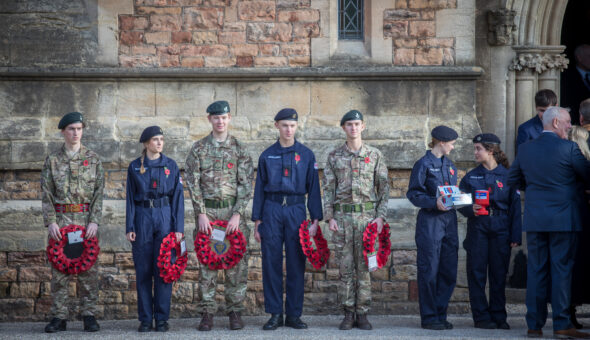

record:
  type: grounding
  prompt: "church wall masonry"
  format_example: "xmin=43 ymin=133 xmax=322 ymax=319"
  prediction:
xmin=0 ymin=0 xmax=512 ymax=321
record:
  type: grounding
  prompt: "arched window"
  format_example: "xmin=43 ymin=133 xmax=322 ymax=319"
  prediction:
xmin=339 ymin=0 xmax=363 ymax=40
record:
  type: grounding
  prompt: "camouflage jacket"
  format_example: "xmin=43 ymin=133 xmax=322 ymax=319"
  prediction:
xmin=185 ymin=133 xmax=253 ymax=216
xmin=41 ymin=144 xmax=105 ymax=226
xmin=322 ymin=143 xmax=389 ymax=221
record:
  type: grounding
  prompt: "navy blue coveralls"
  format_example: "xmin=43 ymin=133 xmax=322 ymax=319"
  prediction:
xmin=406 ymin=150 xmax=458 ymax=325
xmin=125 ymin=154 xmax=184 ymax=323
xmin=252 ymin=140 xmax=323 ymax=317
xmin=458 ymin=164 xmax=522 ymax=324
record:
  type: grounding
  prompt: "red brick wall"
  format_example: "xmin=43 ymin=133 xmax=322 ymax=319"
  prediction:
xmin=119 ymin=0 xmax=320 ymax=68
xmin=386 ymin=0 xmax=457 ymax=65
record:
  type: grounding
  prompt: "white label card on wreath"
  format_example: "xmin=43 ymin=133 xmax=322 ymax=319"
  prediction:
xmin=180 ymin=240 xmax=186 ymax=256
xmin=368 ymin=252 xmax=378 ymax=272
xmin=68 ymin=230 xmax=84 ymax=244
xmin=211 ymin=228 xmax=226 ymax=242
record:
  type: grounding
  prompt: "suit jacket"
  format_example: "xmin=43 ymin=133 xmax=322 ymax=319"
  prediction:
xmin=516 ymin=115 xmax=543 ymax=151
xmin=508 ymin=132 xmax=590 ymax=232
xmin=561 ymin=67 xmax=590 ymax=125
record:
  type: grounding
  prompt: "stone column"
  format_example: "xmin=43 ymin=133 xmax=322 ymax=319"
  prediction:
xmin=508 ymin=48 xmax=568 ymax=155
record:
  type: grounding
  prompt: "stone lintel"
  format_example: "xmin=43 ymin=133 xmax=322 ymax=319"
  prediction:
xmin=0 ymin=66 xmax=484 ymax=81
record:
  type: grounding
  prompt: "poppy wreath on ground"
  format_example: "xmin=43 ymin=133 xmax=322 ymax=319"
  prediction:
xmin=194 ymin=220 xmax=247 ymax=270
xmin=157 ymin=232 xmax=188 ymax=283
xmin=46 ymin=224 xmax=100 ymax=275
xmin=299 ymin=220 xmax=331 ymax=270
xmin=362 ymin=222 xmax=391 ymax=269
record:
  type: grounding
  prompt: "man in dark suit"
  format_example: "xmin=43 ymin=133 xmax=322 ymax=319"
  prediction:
xmin=561 ymin=45 xmax=590 ymax=125
xmin=516 ymin=89 xmax=557 ymax=151
xmin=508 ymin=106 xmax=590 ymax=338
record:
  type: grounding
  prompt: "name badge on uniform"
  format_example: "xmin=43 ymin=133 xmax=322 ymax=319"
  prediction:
xmin=368 ymin=251 xmax=378 ymax=272
xmin=68 ymin=230 xmax=84 ymax=244
xmin=211 ymin=228 xmax=226 ymax=242
xmin=180 ymin=239 xmax=186 ymax=256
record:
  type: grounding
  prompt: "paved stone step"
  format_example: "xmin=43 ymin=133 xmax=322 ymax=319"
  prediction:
xmin=2 ymin=313 xmax=590 ymax=340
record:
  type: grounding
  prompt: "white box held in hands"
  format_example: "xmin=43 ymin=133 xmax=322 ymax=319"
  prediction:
xmin=437 ymin=185 xmax=473 ymax=208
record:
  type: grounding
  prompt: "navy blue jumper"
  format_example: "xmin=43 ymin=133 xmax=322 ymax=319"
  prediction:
xmin=406 ymin=150 xmax=458 ymax=326
xmin=252 ymin=139 xmax=323 ymax=317
xmin=458 ymin=164 xmax=522 ymax=324
xmin=125 ymin=154 xmax=184 ymax=323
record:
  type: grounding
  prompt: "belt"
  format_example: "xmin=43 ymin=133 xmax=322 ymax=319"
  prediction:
xmin=334 ymin=202 xmax=374 ymax=213
xmin=204 ymin=198 xmax=236 ymax=209
xmin=54 ymin=203 xmax=90 ymax=213
xmin=267 ymin=194 xmax=306 ymax=206
xmin=135 ymin=196 xmax=169 ymax=208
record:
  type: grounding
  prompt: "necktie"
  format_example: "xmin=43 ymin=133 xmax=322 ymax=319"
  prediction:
xmin=585 ymin=73 xmax=590 ymax=90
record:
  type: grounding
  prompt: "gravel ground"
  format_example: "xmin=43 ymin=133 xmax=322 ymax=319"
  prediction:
xmin=2 ymin=311 xmax=590 ymax=340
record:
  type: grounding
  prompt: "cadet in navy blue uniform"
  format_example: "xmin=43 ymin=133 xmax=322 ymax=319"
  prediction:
xmin=125 ymin=126 xmax=184 ymax=333
xmin=406 ymin=125 xmax=459 ymax=330
xmin=252 ymin=108 xmax=323 ymax=331
xmin=457 ymin=133 xmax=521 ymax=330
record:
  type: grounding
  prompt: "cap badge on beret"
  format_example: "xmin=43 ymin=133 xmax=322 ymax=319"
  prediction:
xmin=207 ymin=100 xmax=230 ymax=115
xmin=274 ymin=108 xmax=298 ymax=121
xmin=57 ymin=112 xmax=84 ymax=129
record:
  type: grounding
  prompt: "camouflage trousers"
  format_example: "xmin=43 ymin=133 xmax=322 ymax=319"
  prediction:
xmin=193 ymin=206 xmax=250 ymax=314
xmin=332 ymin=211 xmax=374 ymax=314
xmin=50 ymin=216 xmax=98 ymax=319
xmin=50 ymin=264 xmax=99 ymax=319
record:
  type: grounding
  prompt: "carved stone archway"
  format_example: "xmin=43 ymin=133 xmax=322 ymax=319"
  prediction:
xmin=476 ymin=0 xmax=569 ymax=159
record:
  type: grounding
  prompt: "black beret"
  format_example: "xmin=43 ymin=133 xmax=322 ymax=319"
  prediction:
xmin=473 ymin=133 xmax=501 ymax=145
xmin=274 ymin=108 xmax=298 ymax=121
xmin=58 ymin=112 xmax=84 ymax=129
xmin=139 ymin=126 xmax=164 ymax=143
xmin=431 ymin=125 xmax=458 ymax=142
xmin=340 ymin=110 xmax=363 ymax=126
xmin=206 ymin=100 xmax=230 ymax=115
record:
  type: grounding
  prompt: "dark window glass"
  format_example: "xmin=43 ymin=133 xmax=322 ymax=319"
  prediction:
xmin=338 ymin=0 xmax=363 ymax=40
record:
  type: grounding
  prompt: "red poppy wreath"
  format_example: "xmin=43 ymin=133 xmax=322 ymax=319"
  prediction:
xmin=194 ymin=220 xmax=247 ymax=270
xmin=299 ymin=220 xmax=330 ymax=270
xmin=362 ymin=222 xmax=391 ymax=269
xmin=46 ymin=224 xmax=100 ymax=275
xmin=157 ymin=232 xmax=188 ymax=283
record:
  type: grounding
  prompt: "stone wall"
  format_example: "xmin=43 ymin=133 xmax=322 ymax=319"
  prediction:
xmin=0 ymin=0 xmax=504 ymax=323
xmin=118 ymin=1 xmax=320 ymax=67
xmin=0 ymin=71 xmax=482 ymax=321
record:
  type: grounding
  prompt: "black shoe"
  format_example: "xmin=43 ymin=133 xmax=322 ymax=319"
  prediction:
xmin=263 ymin=314 xmax=283 ymax=330
xmin=44 ymin=318 xmax=66 ymax=333
xmin=285 ymin=316 xmax=308 ymax=329
xmin=155 ymin=320 xmax=169 ymax=332
xmin=421 ymin=321 xmax=446 ymax=330
xmin=83 ymin=316 xmax=100 ymax=332
xmin=442 ymin=320 xmax=453 ymax=329
xmin=474 ymin=320 xmax=497 ymax=329
xmin=571 ymin=306 xmax=584 ymax=329
xmin=496 ymin=321 xmax=510 ymax=330
xmin=138 ymin=321 xmax=152 ymax=332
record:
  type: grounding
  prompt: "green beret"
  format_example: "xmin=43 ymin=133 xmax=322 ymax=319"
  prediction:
xmin=58 ymin=112 xmax=84 ymax=129
xmin=207 ymin=100 xmax=230 ymax=115
xmin=340 ymin=110 xmax=363 ymax=126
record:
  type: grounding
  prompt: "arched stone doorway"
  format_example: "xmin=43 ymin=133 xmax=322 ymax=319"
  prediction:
xmin=475 ymin=0 xmax=569 ymax=160
xmin=560 ymin=0 xmax=590 ymax=124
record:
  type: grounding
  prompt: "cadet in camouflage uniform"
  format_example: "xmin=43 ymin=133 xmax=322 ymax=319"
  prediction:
xmin=41 ymin=112 xmax=104 ymax=333
xmin=323 ymin=110 xmax=389 ymax=330
xmin=185 ymin=101 xmax=254 ymax=331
